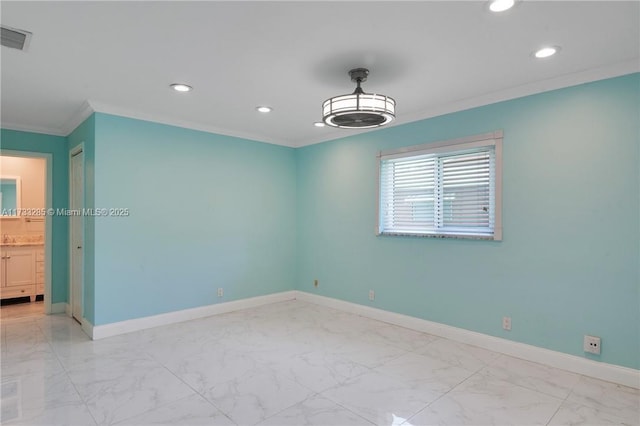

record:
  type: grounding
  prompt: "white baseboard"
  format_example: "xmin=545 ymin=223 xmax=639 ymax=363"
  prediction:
xmin=295 ymin=291 xmax=640 ymax=389
xmin=89 ymin=291 xmax=297 ymax=340
xmin=50 ymin=302 xmax=67 ymax=314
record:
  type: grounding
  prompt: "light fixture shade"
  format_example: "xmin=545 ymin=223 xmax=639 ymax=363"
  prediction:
xmin=322 ymin=68 xmax=396 ymax=129
xmin=323 ymin=93 xmax=395 ymax=128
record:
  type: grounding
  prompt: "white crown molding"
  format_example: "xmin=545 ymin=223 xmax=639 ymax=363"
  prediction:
xmin=0 ymin=121 xmax=66 ymax=137
xmin=60 ymin=100 xmax=96 ymax=136
xmin=297 ymin=59 xmax=640 ymax=147
xmin=88 ymin=290 xmax=297 ymax=340
xmin=3 ymin=61 xmax=637 ymax=147
xmin=295 ymin=291 xmax=640 ymax=389
xmin=86 ymin=100 xmax=296 ymax=148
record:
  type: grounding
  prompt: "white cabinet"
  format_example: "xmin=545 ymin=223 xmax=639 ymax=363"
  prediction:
xmin=36 ymin=249 xmax=44 ymax=295
xmin=0 ymin=246 xmax=38 ymax=301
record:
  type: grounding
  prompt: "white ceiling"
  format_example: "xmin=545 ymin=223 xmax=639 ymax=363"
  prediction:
xmin=1 ymin=1 xmax=638 ymax=147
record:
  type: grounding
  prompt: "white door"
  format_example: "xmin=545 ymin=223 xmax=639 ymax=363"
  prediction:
xmin=70 ymin=148 xmax=84 ymax=322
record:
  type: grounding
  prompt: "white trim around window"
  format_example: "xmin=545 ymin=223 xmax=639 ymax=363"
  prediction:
xmin=377 ymin=130 xmax=503 ymax=241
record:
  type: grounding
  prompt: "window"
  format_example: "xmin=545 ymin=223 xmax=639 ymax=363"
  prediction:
xmin=378 ymin=131 xmax=502 ymax=240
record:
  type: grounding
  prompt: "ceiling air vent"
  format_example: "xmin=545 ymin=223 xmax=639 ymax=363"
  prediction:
xmin=1 ymin=26 xmax=32 ymax=51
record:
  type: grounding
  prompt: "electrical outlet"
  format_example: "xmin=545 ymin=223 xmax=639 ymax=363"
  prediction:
xmin=369 ymin=290 xmax=375 ymax=301
xmin=217 ymin=288 xmax=224 ymax=298
xmin=584 ymin=335 xmax=601 ymax=355
xmin=314 ymin=279 xmax=318 ymax=288
xmin=502 ymin=316 xmax=512 ymax=331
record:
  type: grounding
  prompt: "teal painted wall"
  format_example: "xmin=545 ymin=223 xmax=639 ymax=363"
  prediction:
xmin=296 ymin=74 xmax=640 ymax=369
xmin=0 ymin=129 xmax=69 ymax=304
xmin=67 ymin=115 xmax=96 ymax=323
xmin=1 ymin=74 xmax=637 ymax=371
xmin=91 ymin=113 xmax=297 ymax=325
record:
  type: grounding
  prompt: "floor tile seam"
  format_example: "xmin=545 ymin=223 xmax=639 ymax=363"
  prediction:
xmin=34 ymin=314 xmax=54 ymax=343
xmin=544 ymin=402 xmax=566 ymax=426
xmin=402 ymin=360 xmax=485 ymax=424
xmin=110 ymin=393 xmax=202 ymax=426
xmin=368 ymin=358 xmax=448 ymax=385
xmin=0 ymin=317 xmax=40 ymax=327
xmin=1 ymin=340 xmax=55 ymax=359
xmin=403 ymin=363 xmax=510 ymax=425
xmin=282 ymin=356 xmax=374 ymax=395
xmin=543 ymin=380 xmax=577 ymax=426
xmin=488 ymin=353 xmax=584 ymax=385
xmin=369 ymin=347 xmax=485 ymax=385
xmin=366 ymin=343 xmax=412 ymax=368
xmin=0 ymin=367 xmax=95 ymax=426
xmin=60 ymin=363 xmax=101 ymax=426
xmin=472 ymin=367 xmax=569 ymax=405
xmin=343 ymin=312 xmax=443 ymax=342
xmin=562 ymin=377 xmax=640 ymax=422
xmin=552 ymin=399 xmax=637 ymax=426
xmin=357 ymin=332 xmax=438 ymax=353
xmin=314 ymin=389 xmax=382 ymax=426
xmin=476 ymin=361 xmax=583 ymax=402
xmin=250 ymin=391 xmax=323 ymax=426
xmin=322 ymin=350 xmax=380 ymax=377
xmin=406 ymin=335 xmax=444 ymax=352
xmin=0 ymin=359 xmax=65 ymax=383
xmin=315 ymin=393 xmax=378 ymax=426
xmin=151 ymin=353 xmax=237 ymax=425
xmin=59 ymin=356 xmax=159 ymax=378
xmin=403 ymin=347 xmax=499 ymax=377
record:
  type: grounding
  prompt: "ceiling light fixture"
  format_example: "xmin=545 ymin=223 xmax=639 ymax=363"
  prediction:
xmin=313 ymin=122 xmax=325 ymax=128
xmin=170 ymin=83 xmax=192 ymax=92
xmin=256 ymin=106 xmax=272 ymax=113
xmin=322 ymin=68 xmax=395 ymax=129
xmin=534 ymin=46 xmax=559 ymax=59
xmin=489 ymin=0 xmax=515 ymax=12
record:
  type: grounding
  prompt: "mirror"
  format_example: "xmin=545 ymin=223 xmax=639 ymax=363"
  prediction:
xmin=0 ymin=176 xmax=22 ymax=217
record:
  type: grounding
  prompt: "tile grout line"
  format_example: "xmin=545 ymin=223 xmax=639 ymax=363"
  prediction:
xmin=7 ymin=300 xmax=637 ymax=426
xmin=35 ymin=316 xmax=100 ymax=426
xmin=110 ymin=393 xmax=203 ymax=426
xmin=148 ymin=352 xmax=238 ymax=425
xmin=544 ymin=375 xmax=582 ymax=426
xmin=405 ymin=360 xmax=490 ymax=424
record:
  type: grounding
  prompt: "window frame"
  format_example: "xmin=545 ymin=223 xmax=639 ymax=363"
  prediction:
xmin=376 ymin=130 xmax=503 ymax=241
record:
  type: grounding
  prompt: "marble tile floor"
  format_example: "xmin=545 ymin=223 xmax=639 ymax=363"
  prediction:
xmin=1 ymin=300 xmax=45 ymax=321
xmin=0 ymin=300 xmax=638 ymax=426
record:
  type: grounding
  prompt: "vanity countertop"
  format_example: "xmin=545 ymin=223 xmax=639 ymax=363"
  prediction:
xmin=0 ymin=242 xmax=45 ymax=247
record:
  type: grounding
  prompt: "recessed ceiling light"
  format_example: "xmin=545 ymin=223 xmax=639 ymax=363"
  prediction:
xmin=256 ymin=106 xmax=272 ymax=113
xmin=534 ymin=46 xmax=560 ymax=59
xmin=489 ymin=0 xmax=514 ymax=12
xmin=313 ymin=122 xmax=325 ymax=128
xmin=170 ymin=83 xmax=192 ymax=92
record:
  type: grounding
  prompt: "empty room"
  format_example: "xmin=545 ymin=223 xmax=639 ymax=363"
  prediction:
xmin=1 ymin=1 xmax=639 ymax=425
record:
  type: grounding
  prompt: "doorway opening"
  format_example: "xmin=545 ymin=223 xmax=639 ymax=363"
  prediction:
xmin=0 ymin=152 xmax=52 ymax=320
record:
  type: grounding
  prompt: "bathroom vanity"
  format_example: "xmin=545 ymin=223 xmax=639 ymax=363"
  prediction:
xmin=0 ymin=244 xmax=45 ymax=301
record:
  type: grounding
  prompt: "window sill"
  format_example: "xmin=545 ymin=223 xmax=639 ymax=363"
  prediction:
xmin=377 ymin=231 xmax=500 ymax=241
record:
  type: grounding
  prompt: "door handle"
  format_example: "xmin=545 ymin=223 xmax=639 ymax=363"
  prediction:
xmin=77 ymin=246 xmax=82 ymax=249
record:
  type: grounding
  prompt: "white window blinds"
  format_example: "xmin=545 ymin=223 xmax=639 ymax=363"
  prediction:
xmin=378 ymin=132 xmax=502 ymax=240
